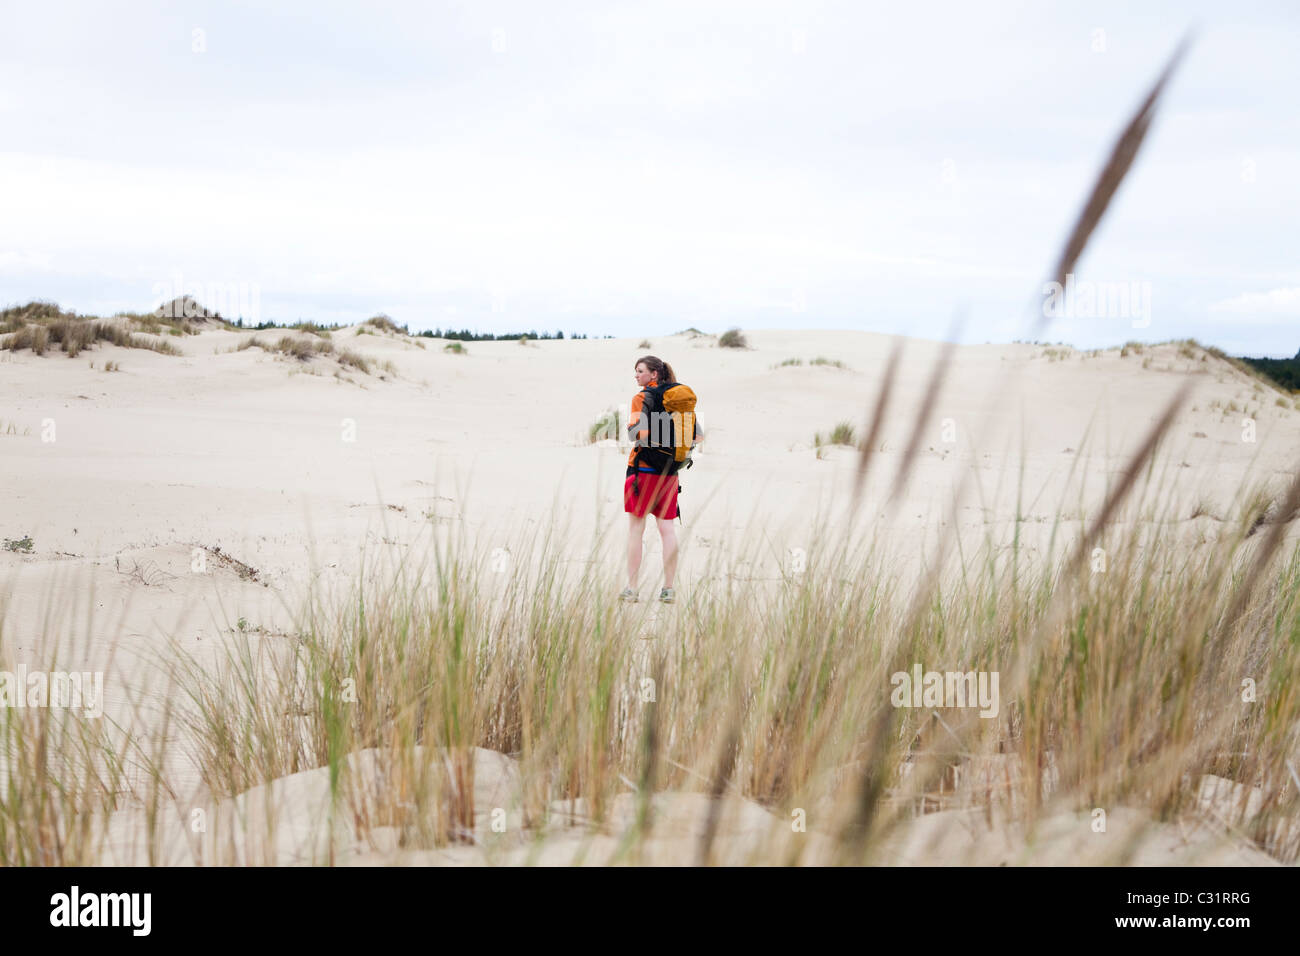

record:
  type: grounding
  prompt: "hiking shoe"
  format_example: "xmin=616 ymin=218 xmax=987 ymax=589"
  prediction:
xmin=619 ymin=587 xmax=639 ymax=603
xmin=658 ymin=587 xmax=676 ymax=604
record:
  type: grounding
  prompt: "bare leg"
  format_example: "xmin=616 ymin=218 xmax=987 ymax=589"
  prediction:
xmin=627 ymin=513 xmax=646 ymax=588
xmin=656 ymin=515 xmax=678 ymax=588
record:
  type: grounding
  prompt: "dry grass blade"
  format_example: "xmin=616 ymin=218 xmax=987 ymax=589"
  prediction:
xmin=1000 ymin=379 xmax=1193 ymax=717
xmin=836 ymin=43 xmax=1194 ymax=853
xmin=1212 ymin=463 xmax=1300 ymax=662
xmin=695 ymin=711 xmax=742 ymax=867
xmin=835 ymin=699 xmax=894 ymax=863
xmin=1065 ymin=380 xmax=1192 ymax=577
xmin=1036 ymin=34 xmax=1191 ymax=335
xmin=849 ymin=338 xmax=903 ymax=520
xmin=877 ymin=372 xmax=1193 ymax=846
xmin=621 ymin=649 xmax=664 ymax=861
xmin=888 ymin=332 xmax=958 ymax=507
xmin=891 ymin=35 xmax=1193 ymax=628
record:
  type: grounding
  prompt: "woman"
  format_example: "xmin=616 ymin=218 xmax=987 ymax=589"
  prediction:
xmin=620 ymin=355 xmax=700 ymax=605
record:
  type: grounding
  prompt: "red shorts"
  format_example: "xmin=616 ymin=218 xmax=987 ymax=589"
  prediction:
xmin=624 ymin=471 xmax=679 ymax=519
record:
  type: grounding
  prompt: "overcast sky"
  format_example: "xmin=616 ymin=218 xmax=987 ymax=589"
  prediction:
xmin=2 ymin=1 xmax=1297 ymax=354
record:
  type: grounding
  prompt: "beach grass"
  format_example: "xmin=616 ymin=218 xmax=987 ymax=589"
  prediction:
xmin=1 ymin=304 xmax=184 ymax=357
xmin=7 ymin=444 xmax=1299 ymax=865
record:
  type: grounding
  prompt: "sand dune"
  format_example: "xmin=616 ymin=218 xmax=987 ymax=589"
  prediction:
xmin=4 ymin=325 xmax=1296 ymax=651
xmin=3 ymin=322 xmax=1298 ymax=864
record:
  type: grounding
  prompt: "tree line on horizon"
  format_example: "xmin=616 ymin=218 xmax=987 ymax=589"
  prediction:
xmin=1240 ymin=349 xmax=1300 ymax=391
xmin=413 ymin=327 xmax=606 ymax=341
xmin=224 ymin=314 xmax=608 ymax=341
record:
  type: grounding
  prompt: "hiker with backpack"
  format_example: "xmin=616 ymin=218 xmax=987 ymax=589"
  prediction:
xmin=620 ymin=355 xmax=701 ymax=605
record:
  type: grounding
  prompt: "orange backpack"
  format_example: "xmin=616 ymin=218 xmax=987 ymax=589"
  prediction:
xmin=628 ymin=381 xmax=698 ymax=514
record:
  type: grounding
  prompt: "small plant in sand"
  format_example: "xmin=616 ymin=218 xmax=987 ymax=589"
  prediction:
xmin=718 ymin=328 xmax=747 ymax=349
xmin=443 ymin=342 xmax=466 ymax=355
xmin=119 ymin=311 xmax=203 ymax=337
xmin=291 ymin=321 xmax=335 ymax=338
xmin=337 ymin=348 xmax=371 ymax=374
xmin=810 ymin=357 xmax=848 ymax=369
xmin=239 ymin=334 xmax=373 ymax=376
xmin=3 ymin=535 xmax=34 ymax=553
xmin=589 ymin=408 xmax=621 ymax=443
xmin=812 ymin=422 xmax=857 ymax=456
xmin=775 ymin=358 xmax=803 ymax=368
xmin=277 ymin=335 xmax=335 ymax=361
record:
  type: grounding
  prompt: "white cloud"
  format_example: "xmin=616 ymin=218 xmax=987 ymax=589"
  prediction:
xmin=1208 ymin=288 xmax=1300 ymax=316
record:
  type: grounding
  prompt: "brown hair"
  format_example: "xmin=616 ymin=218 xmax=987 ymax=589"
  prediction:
xmin=635 ymin=354 xmax=676 ymax=385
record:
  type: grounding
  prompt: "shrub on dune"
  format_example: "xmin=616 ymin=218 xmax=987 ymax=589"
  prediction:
xmin=275 ymin=335 xmax=334 ymax=360
xmin=4 ymin=325 xmax=50 ymax=355
xmin=1 ymin=303 xmax=183 ymax=357
xmin=337 ymin=348 xmax=371 ymax=374
xmin=366 ymin=314 xmax=405 ymax=335
xmin=718 ymin=328 xmax=747 ymax=349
